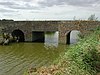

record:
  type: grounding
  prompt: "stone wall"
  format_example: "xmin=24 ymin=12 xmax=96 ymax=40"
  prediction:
xmin=31 ymin=21 xmax=59 ymax=31
xmin=0 ymin=21 xmax=59 ymax=42
xmin=0 ymin=20 xmax=100 ymax=44
xmin=59 ymin=21 xmax=100 ymax=44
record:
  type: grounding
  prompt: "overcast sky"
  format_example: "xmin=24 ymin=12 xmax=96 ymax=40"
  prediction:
xmin=0 ymin=0 xmax=100 ymax=20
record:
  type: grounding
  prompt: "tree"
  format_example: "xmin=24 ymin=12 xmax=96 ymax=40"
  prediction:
xmin=88 ymin=14 xmax=98 ymax=21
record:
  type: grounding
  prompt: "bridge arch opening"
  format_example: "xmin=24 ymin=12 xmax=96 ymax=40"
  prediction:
xmin=32 ymin=31 xmax=45 ymax=42
xmin=12 ymin=29 xmax=25 ymax=42
xmin=66 ymin=30 xmax=81 ymax=44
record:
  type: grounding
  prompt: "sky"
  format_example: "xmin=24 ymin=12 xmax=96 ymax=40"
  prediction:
xmin=0 ymin=0 xmax=100 ymax=20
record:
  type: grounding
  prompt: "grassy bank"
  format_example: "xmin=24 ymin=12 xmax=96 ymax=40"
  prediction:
xmin=58 ymin=28 xmax=100 ymax=75
xmin=25 ymin=27 xmax=100 ymax=75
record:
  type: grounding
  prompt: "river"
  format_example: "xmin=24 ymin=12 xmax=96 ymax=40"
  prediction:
xmin=0 ymin=30 xmax=80 ymax=75
xmin=0 ymin=32 xmax=66 ymax=75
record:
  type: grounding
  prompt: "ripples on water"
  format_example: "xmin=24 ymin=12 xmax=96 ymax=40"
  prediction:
xmin=0 ymin=30 xmax=81 ymax=75
xmin=0 ymin=42 xmax=66 ymax=75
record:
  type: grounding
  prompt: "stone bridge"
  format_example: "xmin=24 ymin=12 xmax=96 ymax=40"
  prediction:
xmin=0 ymin=20 xmax=100 ymax=44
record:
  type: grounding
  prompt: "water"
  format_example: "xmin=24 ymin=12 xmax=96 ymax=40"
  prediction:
xmin=0 ymin=32 xmax=66 ymax=75
xmin=45 ymin=31 xmax=59 ymax=47
xmin=70 ymin=30 xmax=80 ymax=44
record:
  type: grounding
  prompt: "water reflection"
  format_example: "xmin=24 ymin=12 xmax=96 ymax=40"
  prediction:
xmin=0 ymin=31 xmax=66 ymax=75
xmin=44 ymin=31 xmax=59 ymax=48
xmin=0 ymin=43 xmax=66 ymax=75
xmin=70 ymin=30 xmax=80 ymax=44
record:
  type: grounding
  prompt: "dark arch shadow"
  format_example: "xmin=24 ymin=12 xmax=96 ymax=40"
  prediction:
xmin=66 ymin=30 xmax=81 ymax=45
xmin=12 ymin=29 xmax=25 ymax=42
xmin=66 ymin=31 xmax=71 ymax=44
xmin=32 ymin=31 xmax=45 ymax=43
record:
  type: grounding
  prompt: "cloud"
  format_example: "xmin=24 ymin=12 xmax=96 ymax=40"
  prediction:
xmin=30 ymin=11 xmax=45 ymax=13
xmin=66 ymin=0 xmax=100 ymax=7
xmin=0 ymin=8 xmax=17 ymax=13
xmin=38 ymin=0 xmax=100 ymax=7
xmin=0 ymin=0 xmax=100 ymax=10
xmin=3 ymin=13 xmax=21 ymax=17
xmin=7 ymin=4 xmax=39 ymax=10
xmin=0 ymin=1 xmax=39 ymax=10
xmin=0 ymin=0 xmax=100 ymax=20
xmin=0 ymin=1 xmax=15 ymax=6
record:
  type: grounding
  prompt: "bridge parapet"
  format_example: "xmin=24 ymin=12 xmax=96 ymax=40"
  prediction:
xmin=0 ymin=20 xmax=100 ymax=44
xmin=31 ymin=21 xmax=59 ymax=31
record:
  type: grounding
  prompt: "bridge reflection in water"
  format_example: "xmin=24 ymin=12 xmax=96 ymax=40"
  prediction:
xmin=45 ymin=31 xmax=59 ymax=47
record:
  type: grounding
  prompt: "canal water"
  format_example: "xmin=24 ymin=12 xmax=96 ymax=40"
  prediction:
xmin=0 ymin=31 xmax=80 ymax=75
xmin=0 ymin=32 xmax=66 ymax=75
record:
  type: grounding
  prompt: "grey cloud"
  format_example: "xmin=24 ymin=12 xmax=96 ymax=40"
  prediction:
xmin=19 ymin=0 xmax=33 ymax=2
xmin=0 ymin=1 xmax=39 ymax=10
xmin=0 ymin=8 xmax=17 ymax=13
xmin=0 ymin=1 xmax=15 ymax=6
xmin=30 ymin=11 xmax=47 ymax=13
xmin=66 ymin=0 xmax=100 ymax=7
xmin=3 ymin=13 xmax=21 ymax=16
xmin=38 ymin=0 xmax=64 ymax=7
xmin=8 ymin=4 xmax=39 ymax=10
xmin=38 ymin=0 xmax=100 ymax=7
xmin=0 ymin=0 xmax=100 ymax=11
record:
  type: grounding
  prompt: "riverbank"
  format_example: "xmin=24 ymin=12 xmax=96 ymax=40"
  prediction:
xmin=25 ymin=27 xmax=100 ymax=75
